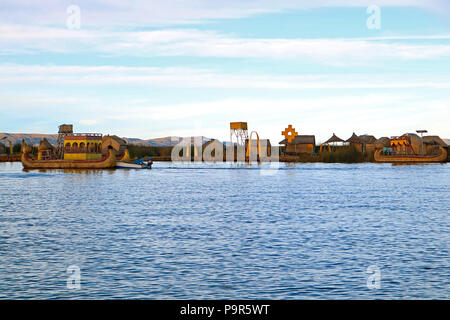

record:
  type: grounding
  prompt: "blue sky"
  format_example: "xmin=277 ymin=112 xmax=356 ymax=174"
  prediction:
xmin=0 ymin=0 xmax=449 ymax=143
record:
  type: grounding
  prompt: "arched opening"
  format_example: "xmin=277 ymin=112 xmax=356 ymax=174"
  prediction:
xmin=79 ymin=142 xmax=85 ymax=152
xmin=246 ymin=131 xmax=261 ymax=159
xmin=65 ymin=142 xmax=71 ymax=152
xmin=72 ymin=142 xmax=78 ymax=152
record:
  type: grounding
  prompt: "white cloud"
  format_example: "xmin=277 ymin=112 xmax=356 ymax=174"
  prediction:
xmin=0 ymin=0 xmax=440 ymax=27
xmin=1 ymin=25 xmax=450 ymax=64
xmin=1 ymin=64 xmax=450 ymax=89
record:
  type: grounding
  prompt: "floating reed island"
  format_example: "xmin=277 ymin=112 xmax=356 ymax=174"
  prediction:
xmin=2 ymin=123 xmax=449 ymax=167
xmin=279 ymin=130 xmax=448 ymax=164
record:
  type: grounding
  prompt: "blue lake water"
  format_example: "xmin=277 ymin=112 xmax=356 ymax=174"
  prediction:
xmin=0 ymin=161 xmax=449 ymax=299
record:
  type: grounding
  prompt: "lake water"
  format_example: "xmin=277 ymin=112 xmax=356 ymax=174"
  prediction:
xmin=0 ymin=161 xmax=449 ymax=299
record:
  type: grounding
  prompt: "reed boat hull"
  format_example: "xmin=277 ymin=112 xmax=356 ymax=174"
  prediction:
xmin=374 ymin=147 xmax=447 ymax=163
xmin=21 ymin=149 xmax=116 ymax=169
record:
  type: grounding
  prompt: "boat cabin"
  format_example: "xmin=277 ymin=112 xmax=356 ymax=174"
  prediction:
xmin=64 ymin=133 xmax=103 ymax=160
xmin=390 ymin=133 xmax=423 ymax=155
xmin=280 ymin=135 xmax=316 ymax=154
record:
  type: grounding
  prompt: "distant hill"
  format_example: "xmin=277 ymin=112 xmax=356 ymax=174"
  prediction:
xmin=444 ymin=139 xmax=450 ymax=146
xmin=122 ymin=136 xmax=211 ymax=147
xmin=0 ymin=133 xmax=58 ymax=146
xmin=0 ymin=133 xmax=211 ymax=147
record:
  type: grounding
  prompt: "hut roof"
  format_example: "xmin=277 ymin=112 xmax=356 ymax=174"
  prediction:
xmin=279 ymin=135 xmax=315 ymax=145
xmin=38 ymin=138 xmax=54 ymax=151
xmin=375 ymin=137 xmax=390 ymax=144
xmin=106 ymin=135 xmax=127 ymax=145
xmin=324 ymin=133 xmax=345 ymax=144
xmin=358 ymin=135 xmax=377 ymax=144
xmin=375 ymin=137 xmax=390 ymax=148
xmin=423 ymin=136 xmax=447 ymax=147
xmin=346 ymin=132 xmax=361 ymax=143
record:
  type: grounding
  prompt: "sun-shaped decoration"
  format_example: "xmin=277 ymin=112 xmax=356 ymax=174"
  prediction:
xmin=282 ymin=125 xmax=298 ymax=143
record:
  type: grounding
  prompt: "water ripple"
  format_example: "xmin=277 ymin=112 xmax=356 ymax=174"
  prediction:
xmin=0 ymin=162 xmax=449 ymax=299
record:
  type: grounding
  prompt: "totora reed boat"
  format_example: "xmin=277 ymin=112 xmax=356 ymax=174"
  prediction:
xmin=374 ymin=146 xmax=447 ymax=163
xmin=21 ymin=145 xmax=117 ymax=169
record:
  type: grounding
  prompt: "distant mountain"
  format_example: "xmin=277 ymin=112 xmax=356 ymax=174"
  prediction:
xmin=0 ymin=133 xmax=58 ymax=146
xmin=443 ymin=139 xmax=450 ymax=146
xmin=123 ymin=136 xmax=211 ymax=147
xmin=0 ymin=133 xmax=211 ymax=147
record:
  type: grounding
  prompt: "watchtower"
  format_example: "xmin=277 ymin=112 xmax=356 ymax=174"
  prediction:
xmin=230 ymin=122 xmax=248 ymax=146
xmin=55 ymin=124 xmax=73 ymax=159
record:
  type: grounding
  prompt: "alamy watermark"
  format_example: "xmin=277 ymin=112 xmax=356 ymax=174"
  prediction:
xmin=366 ymin=5 xmax=381 ymax=30
xmin=67 ymin=5 xmax=81 ymax=30
xmin=67 ymin=265 xmax=81 ymax=289
xmin=170 ymin=137 xmax=280 ymax=175
xmin=366 ymin=265 xmax=381 ymax=289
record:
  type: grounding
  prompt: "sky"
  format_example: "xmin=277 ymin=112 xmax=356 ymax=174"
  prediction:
xmin=0 ymin=0 xmax=449 ymax=144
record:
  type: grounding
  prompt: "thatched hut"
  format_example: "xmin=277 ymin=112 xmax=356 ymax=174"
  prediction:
xmin=37 ymin=138 xmax=55 ymax=160
xmin=320 ymin=133 xmax=345 ymax=152
xmin=423 ymin=136 xmax=448 ymax=155
xmin=102 ymin=135 xmax=127 ymax=157
xmin=279 ymin=135 xmax=315 ymax=154
xmin=423 ymin=136 xmax=447 ymax=147
xmin=346 ymin=133 xmax=377 ymax=153
xmin=375 ymin=137 xmax=390 ymax=149
xmin=359 ymin=135 xmax=377 ymax=153
xmin=346 ymin=132 xmax=363 ymax=152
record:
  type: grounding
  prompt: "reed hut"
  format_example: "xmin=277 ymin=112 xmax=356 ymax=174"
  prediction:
xmin=375 ymin=137 xmax=390 ymax=149
xmin=423 ymin=136 xmax=447 ymax=155
xmin=320 ymin=133 xmax=345 ymax=152
xmin=423 ymin=136 xmax=447 ymax=147
xmin=346 ymin=132 xmax=363 ymax=152
xmin=37 ymin=138 xmax=55 ymax=160
xmin=359 ymin=135 xmax=377 ymax=153
xmin=102 ymin=135 xmax=127 ymax=157
xmin=279 ymin=135 xmax=315 ymax=154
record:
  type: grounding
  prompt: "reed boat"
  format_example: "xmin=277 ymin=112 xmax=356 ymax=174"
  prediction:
xmin=21 ymin=147 xmax=116 ymax=169
xmin=374 ymin=146 xmax=447 ymax=163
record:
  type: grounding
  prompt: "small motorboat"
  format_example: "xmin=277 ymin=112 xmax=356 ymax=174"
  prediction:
xmin=116 ymin=158 xmax=153 ymax=169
